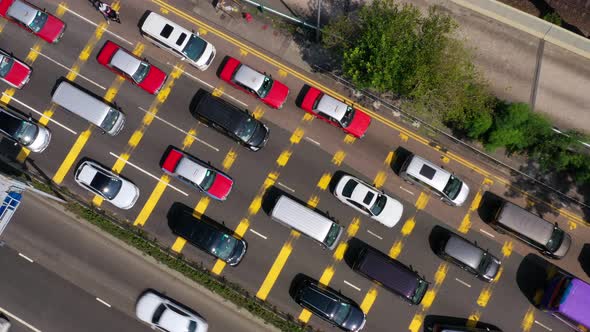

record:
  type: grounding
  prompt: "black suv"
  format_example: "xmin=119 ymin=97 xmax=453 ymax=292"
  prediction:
xmin=168 ymin=204 xmax=247 ymax=266
xmin=190 ymin=89 xmax=269 ymax=151
xmin=290 ymin=275 xmax=366 ymax=331
xmin=432 ymin=226 xmax=501 ymax=283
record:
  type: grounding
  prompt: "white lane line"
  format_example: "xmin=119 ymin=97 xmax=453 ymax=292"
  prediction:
xmin=30 ymin=49 xmax=105 ymax=90
xmin=249 ymin=228 xmax=268 ymax=240
xmin=95 ymin=297 xmax=112 ymax=308
xmin=534 ymin=320 xmax=552 ymax=331
xmin=455 ymin=278 xmax=471 ymax=288
xmin=343 ymin=280 xmax=361 ymax=291
xmin=479 ymin=228 xmax=496 ymax=238
xmin=0 ymin=306 xmax=42 ymax=332
xmin=304 ymin=136 xmax=320 ymax=146
xmin=5 ymin=94 xmax=77 ymax=135
xmin=166 ymin=63 xmax=248 ymax=108
xmin=366 ymin=229 xmax=383 ymax=240
xmin=18 ymin=253 xmax=34 ymax=263
xmin=59 ymin=5 xmax=133 ymax=45
xmin=399 ymin=186 xmax=414 ymax=196
xmin=108 ymin=152 xmax=189 ymax=196
xmin=137 ymin=107 xmax=219 ymax=152
xmin=277 ymin=182 xmax=295 ymax=193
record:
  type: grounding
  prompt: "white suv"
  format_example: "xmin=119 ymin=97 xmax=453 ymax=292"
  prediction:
xmin=140 ymin=11 xmax=216 ymax=71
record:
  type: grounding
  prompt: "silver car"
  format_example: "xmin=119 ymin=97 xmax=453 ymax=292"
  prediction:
xmin=74 ymin=161 xmax=139 ymax=209
xmin=333 ymin=175 xmax=404 ymax=228
xmin=136 ymin=291 xmax=208 ymax=332
xmin=0 ymin=107 xmax=50 ymax=152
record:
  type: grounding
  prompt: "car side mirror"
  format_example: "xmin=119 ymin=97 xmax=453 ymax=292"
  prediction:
xmin=13 ymin=142 xmax=18 ymax=146
xmin=101 ymin=130 xmax=106 ymax=135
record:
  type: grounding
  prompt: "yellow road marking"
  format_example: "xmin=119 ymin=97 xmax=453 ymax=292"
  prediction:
xmin=1 ymin=88 xmax=14 ymax=103
xmin=92 ymin=195 xmax=103 ymax=207
xmin=343 ymin=134 xmax=356 ymax=144
xmin=521 ymin=307 xmax=535 ymax=332
xmin=239 ymin=49 xmax=248 ymax=56
xmin=52 ymin=129 xmax=92 ymax=184
xmin=332 ymin=150 xmax=346 ymax=165
xmin=252 ymin=105 xmax=265 ymax=119
xmin=133 ymin=176 xmax=170 ymax=226
xmin=476 ymin=287 xmax=492 ymax=307
xmin=25 ymin=44 xmax=41 ymax=63
xmin=194 ymin=197 xmax=210 ymax=218
xmin=234 ymin=218 xmax=250 ymax=237
xmin=132 ymin=42 xmax=145 ymax=56
xmin=128 ymin=131 xmax=143 ymax=148
xmin=421 ymin=290 xmax=436 ymax=308
xmin=458 ymin=214 xmax=471 ymax=234
xmin=319 ymin=266 xmax=335 ymax=285
xmin=347 ymin=217 xmax=360 ymax=237
xmin=359 ymin=287 xmax=377 ymax=314
xmin=569 ymin=220 xmax=577 ymax=230
xmin=389 ymin=240 xmax=402 ymax=259
xmin=211 ymin=260 xmax=226 ymax=275
xmin=111 ymin=153 xmax=129 ymax=174
xmin=307 ymin=195 xmax=319 ymax=208
xmin=434 ymin=263 xmax=448 ymax=285
xmin=333 ymin=243 xmax=347 ymax=261
xmin=373 ymin=171 xmax=387 ymax=189
xmin=317 ymin=173 xmax=331 ymax=190
xmin=249 ymin=196 xmax=262 ymax=215
xmin=110 ymin=0 xmax=120 ymax=11
xmin=400 ymin=133 xmax=409 ymax=141
xmin=56 ymin=2 xmax=67 ymax=15
xmin=15 ymin=148 xmax=30 ymax=163
xmin=222 ymin=149 xmax=237 ymax=170
xmin=501 ymin=241 xmax=513 ymax=257
xmin=470 ymin=190 xmax=483 ymax=211
xmin=38 ymin=106 xmax=55 ymax=126
xmin=384 ymin=151 xmax=394 ymax=165
xmin=212 ymin=86 xmax=224 ymax=97
xmin=263 ymin=172 xmax=278 ymax=190
xmin=298 ymin=309 xmax=312 ymax=323
xmin=182 ymin=129 xmax=197 ymax=148
xmin=290 ymin=127 xmax=304 ymax=144
xmin=277 ymin=68 xmax=288 ymax=77
xmin=401 ymin=218 xmax=415 ymax=236
xmin=493 ymin=266 xmax=503 ymax=283
xmin=198 ymin=27 xmax=207 ymax=35
xmin=467 ymin=312 xmax=480 ymax=327
xmin=302 ymin=113 xmax=314 ymax=122
xmin=408 ymin=314 xmax=423 ymax=332
xmin=256 ymin=241 xmax=293 ymax=300
xmin=276 ymin=150 xmax=291 ymax=166
xmin=441 ymin=156 xmax=450 ymax=163
xmin=415 ymin=192 xmax=429 ymax=210
xmin=171 ymin=237 xmax=187 ymax=252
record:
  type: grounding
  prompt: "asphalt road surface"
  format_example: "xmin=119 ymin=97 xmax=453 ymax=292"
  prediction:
xmin=0 ymin=1 xmax=588 ymax=332
xmin=0 ymin=192 xmax=277 ymax=332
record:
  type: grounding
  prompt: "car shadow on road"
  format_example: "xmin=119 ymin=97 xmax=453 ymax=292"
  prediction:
xmin=477 ymin=191 xmax=505 ymax=224
xmin=423 ymin=314 xmax=502 ymax=331
xmin=342 ymin=237 xmax=370 ymax=269
xmin=390 ymin=147 xmax=413 ymax=175
xmin=579 ymin=243 xmax=590 ymax=278
xmin=516 ymin=254 xmax=557 ymax=306
xmin=295 ymin=85 xmax=311 ymax=108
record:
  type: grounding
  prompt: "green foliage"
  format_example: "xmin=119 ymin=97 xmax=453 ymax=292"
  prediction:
xmin=484 ymin=102 xmax=552 ymax=153
xmin=530 ymin=130 xmax=590 ymax=183
xmin=542 ymin=12 xmax=563 ymax=26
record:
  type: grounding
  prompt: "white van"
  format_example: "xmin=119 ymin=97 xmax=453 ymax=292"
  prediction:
xmin=140 ymin=11 xmax=216 ymax=71
xmin=270 ymin=195 xmax=343 ymax=250
xmin=51 ymin=81 xmax=125 ymax=136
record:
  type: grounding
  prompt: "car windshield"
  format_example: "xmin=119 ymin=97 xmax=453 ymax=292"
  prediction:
xmin=151 ymin=304 xmax=167 ymax=324
xmin=199 ymin=169 xmax=216 ymax=191
xmin=370 ymin=194 xmax=387 ymax=216
xmin=28 ymin=10 xmax=48 ymax=33
xmin=324 ymin=223 xmax=341 ymax=248
xmin=0 ymin=56 xmax=14 ymax=77
xmin=340 ymin=106 xmax=355 ymax=127
xmin=14 ymin=121 xmax=38 ymax=146
xmin=181 ymin=35 xmax=207 ymax=61
xmin=131 ymin=62 xmax=150 ymax=83
xmin=188 ymin=321 xmax=197 ymax=332
xmin=236 ymin=117 xmax=259 ymax=142
xmin=478 ymin=253 xmax=492 ymax=273
xmin=211 ymin=233 xmax=237 ymax=260
xmin=546 ymin=227 xmax=565 ymax=253
xmin=443 ymin=176 xmax=463 ymax=200
xmin=341 ymin=179 xmax=358 ymax=198
xmin=331 ymin=302 xmax=352 ymax=325
xmin=90 ymin=172 xmax=122 ymax=200
xmin=101 ymin=108 xmax=120 ymax=132
xmin=412 ymin=280 xmax=429 ymax=304
xmin=257 ymin=76 xmax=273 ymax=98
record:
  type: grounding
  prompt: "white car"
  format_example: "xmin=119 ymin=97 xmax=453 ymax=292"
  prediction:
xmin=333 ymin=175 xmax=404 ymax=228
xmin=136 ymin=291 xmax=208 ymax=332
xmin=0 ymin=107 xmax=50 ymax=152
xmin=74 ymin=161 xmax=139 ymax=209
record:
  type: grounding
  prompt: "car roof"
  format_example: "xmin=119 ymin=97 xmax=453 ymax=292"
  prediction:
xmin=405 ymin=155 xmax=451 ymax=191
xmin=444 ymin=234 xmax=484 ymax=270
xmin=170 ymin=209 xmax=221 ymax=246
xmin=192 ymin=92 xmax=249 ymax=132
xmin=7 ymin=0 xmax=36 ymax=25
xmin=234 ymin=64 xmax=264 ymax=91
xmin=316 ymin=93 xmax=347 ymax=121
xmin=300 ymin=284 xmax=337 ymax=316
xmin=75 ymin=162 xmax=100 ymax=185
xmin=496 ymin=202 xmax=554 ymax=245
xmin=175 ymin=157 xmax=208 ymax=184
xmin=111 ymin=49 xmax=141 ymax=76
xmin=0 ymin=108 xmax=23 ymax=136
xmin=141 ymin=12 xmax=191 ymax=52
xmin=158 ymin=306 xmax=192 ymax=332
xmin=349 ymin=178 xmax=378 ymax=208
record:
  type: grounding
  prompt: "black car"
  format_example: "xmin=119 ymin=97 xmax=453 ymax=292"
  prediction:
xmin=432 ymin=323 xmax=502 ymax=332
xmin=0 ymin=106 xmax=51 ymax=152
xmin=168 ymin=205 xmax=247 ymax=266
xmin=291 ymin=276 xmax=366 ymax=331
xmin=190 ymin=89 xmax=269 ymax=151
xmin=432 ymin=227 xmax=501 ymax=283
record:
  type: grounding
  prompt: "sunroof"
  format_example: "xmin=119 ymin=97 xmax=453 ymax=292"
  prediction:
xmin=363 ymin=192 xmax=375 ymax=205
xmin=160 ymin=24 xmax=173 ymax=38
xmin=176 ymin=33 xmax=187 ymax=46
xmin=419 ymin=165 xmax=436 ymax=180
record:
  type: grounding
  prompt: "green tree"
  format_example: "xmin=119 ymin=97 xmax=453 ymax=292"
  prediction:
xmin=531 ymin=130 xmax=590 ymax=183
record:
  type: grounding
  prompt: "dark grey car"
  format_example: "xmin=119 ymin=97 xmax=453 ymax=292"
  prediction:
xmin=291 ymin=276 xmax=366 ymax=331
xmin=433 ymin=227 xmax=501 ymax=283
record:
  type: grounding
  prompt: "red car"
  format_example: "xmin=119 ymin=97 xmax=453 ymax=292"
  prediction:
xmin=0 ymin=49 xmax=31 ymax=89
xmin=97 ymin=41 xmax=167 ymax=95
xmin=161 ymin=147 xmax=233 ymax=201
xmin=0 ymin=0 xmax=66 ymax=43
xmin=300 ymin=87 xmax=371 ymax=138
xmin=219 ymin=57 xmax=289 ymax=109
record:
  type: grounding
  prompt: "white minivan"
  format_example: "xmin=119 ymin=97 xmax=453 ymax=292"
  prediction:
xmin=140 ymin=11 xmax=216 ymax=71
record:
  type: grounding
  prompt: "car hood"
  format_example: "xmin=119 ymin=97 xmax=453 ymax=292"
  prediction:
xmin=4 ymin=59 xmax=31 ymax=88
xmin=26 ymin=125 xmax=50 ymax=152
xmin=207 ymin=173 xmax=233 ymax=200
xmin=263 ymin=79 xmax=289 ymax=109
xmin=247 ymin=123 xmax=269 ymax=150
xmin=139 ymin=65 xmax=167 ymax=94
xmin=341 ymin=305 xmax=366 ymax=332
xmin=38 ymin=15 xmax=66 ymax=43
xmin=225 ymin=238 xmax=247 ymax=266
xmin=483 ymin=256 xmax=501 ymax=281
xmin=374 ymin=195 xmax=404 ymax=228
xmin=451 ymin=182 xmax=470 ymax=206
xmin=346 ymin=109 xmax=371 ymax=138
xmin=552 ymin=231 xmax=572 ymax=258
xmin=194 ymin=42 xmax=215 ymax=69
xmin=110 ymin=180 xmax=139 ymax=209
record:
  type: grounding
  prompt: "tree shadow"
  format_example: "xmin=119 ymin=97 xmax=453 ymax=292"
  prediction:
xmin=477 ymin=191 xmax=504 ymax=224
xmin=529 ymin=0 xmax=586 ymax=36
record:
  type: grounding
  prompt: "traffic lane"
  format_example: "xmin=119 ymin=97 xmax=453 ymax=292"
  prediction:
xmin=3 ymin=192 xmax=278 ymax=332
xmin=0 ymin=246 xmax=146 ymax=332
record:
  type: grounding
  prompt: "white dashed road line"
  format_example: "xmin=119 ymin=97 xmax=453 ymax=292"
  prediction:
xmin=534 ymin=320 xmax=552 ymax=331
xmin=5 ymin=94 xmax=77 ymax=135
xmin=304 ymin=136 xmax=320 ymax=146
xmin=249 ymin=229 xmax=268 ymax=240
xmin=0 ymin=306 xmax=42 ymax=332
xmin=399 ymin=186 xmax=414 ymax=196
xmin=95 ymin=297 xmax=111 ymax=308
xmin=59 ymin=5 xmax=133 ymax=45
xmin=479 ymin=228 xmax=496 ymax=238
xmin=454 ymin=278 xmax=471 ymax=288
xmin=30 ymin=49 xmax=105 ymax=90
xmin=343 ymin=280 xmax=361 ymax=291
xmin=277 ymin=182 xmax=295 ymax=193
xmin=18 ymin=253 xmax=34 ymax=263
xmin=366 ymin=229 xmax=383 ymax=240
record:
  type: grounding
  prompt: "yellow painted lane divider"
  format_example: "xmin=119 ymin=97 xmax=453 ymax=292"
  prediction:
xmin=53 ymin=128 xmax=92 ymax=184
xmin=256 ymin=233 xmax=296 ymax=300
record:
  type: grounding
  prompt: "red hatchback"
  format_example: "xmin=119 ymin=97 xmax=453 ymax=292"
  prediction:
xmin=300 ymin=87 xmax=371 ymax=138
xmin=219 ymin=57 xmax=289 ymax=109
xmin=161 ymin=147 xmax=234 ymax=201
xmin=0 ymin=0 xmax=66 ymax=43
xmin=0 ymin=49 xmax=31 ymax=89
xmin=97 ymin=41 xmax=167 ymax=95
